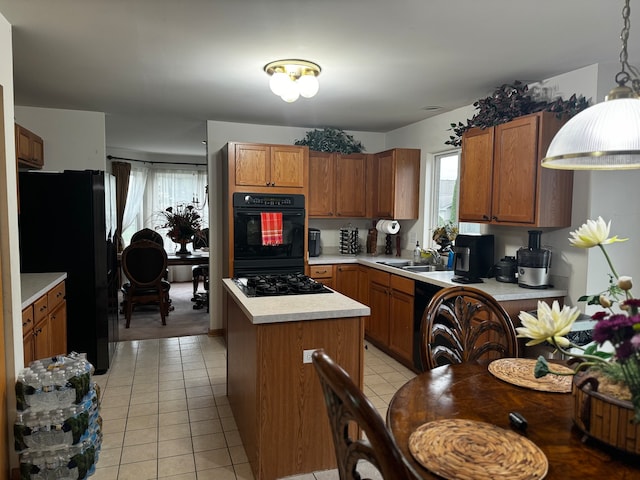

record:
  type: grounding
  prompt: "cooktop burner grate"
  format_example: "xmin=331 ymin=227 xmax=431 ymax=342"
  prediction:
xmin=233 ymin=273 xmax=333 ymax=297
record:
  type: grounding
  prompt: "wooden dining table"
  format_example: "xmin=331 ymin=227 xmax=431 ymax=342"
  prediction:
xmin=386 ymin=363 xmax=640 ymax=479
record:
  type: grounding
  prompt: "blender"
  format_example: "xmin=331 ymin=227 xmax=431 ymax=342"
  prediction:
xmin=517 ymin=230 xmax=551 ymax=288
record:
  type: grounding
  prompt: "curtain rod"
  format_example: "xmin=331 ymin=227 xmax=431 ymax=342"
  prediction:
xmin=107 ymin=155 xmax=206 ymax=167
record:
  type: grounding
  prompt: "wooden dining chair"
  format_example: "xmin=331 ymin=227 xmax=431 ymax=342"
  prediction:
xmin=312 ymin=349 xmax=422 ymax=480
xmin=419 ymin=286 xmax=519 ymax=370
xmin=131 ymin=227 xmax=164 ymax=246
xmin=121 ymin=239 xmax=171 ymax=328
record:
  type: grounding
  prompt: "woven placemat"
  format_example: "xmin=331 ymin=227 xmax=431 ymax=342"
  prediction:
xmin=409 ymin=419 xmax=548 ymax=480
xmin=488 ymin=358 xmax=573 ymax=393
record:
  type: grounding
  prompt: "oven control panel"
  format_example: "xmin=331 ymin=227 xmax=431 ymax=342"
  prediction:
xmin=233 ymin=192 xmax=305 ymax=208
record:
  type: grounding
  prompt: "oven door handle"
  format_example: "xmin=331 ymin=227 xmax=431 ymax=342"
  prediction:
xmin=234 ymin=211 xmax=305 ymax=217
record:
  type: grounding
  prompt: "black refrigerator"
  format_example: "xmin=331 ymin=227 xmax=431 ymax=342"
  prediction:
xmin=18 ymin=170 xmax=119 ymax=374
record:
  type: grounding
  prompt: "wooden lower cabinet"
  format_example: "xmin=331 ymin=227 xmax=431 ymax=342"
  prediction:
xmin=366 ymin=268 xmax=416 ymax=368
xmin=225 ymin=290 xmax=364 ymax=480
xmin=23 ymin=280 xmax=67 ymax=365
xmin=309 ymin=264 xmax=335 ymax=289
xmin=335 ymin=264 xmax=359 ymax=298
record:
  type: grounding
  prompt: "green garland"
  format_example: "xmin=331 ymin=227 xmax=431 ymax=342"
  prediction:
xmin=295 ymin=127 xmax=365 ymax=154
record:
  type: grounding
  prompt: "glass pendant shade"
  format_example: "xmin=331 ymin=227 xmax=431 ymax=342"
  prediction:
xmin=297 ymin=74 xmax=319 ymax=98
xmin=542 ymin=96 xmax=640 ymax=170
xmin=269 ymin=71 xmax=289 ymax=96
xmin=280 ymin=83 xmax=300 ymax=103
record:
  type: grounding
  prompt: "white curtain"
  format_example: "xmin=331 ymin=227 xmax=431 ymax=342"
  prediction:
xmin=121 ymin=165 xmax=149 ymax=245
xmin=121 ymin=164 xmax=208 ymax=249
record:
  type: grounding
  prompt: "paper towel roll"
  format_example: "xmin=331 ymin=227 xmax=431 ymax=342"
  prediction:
xmin=376 ymin=219 xmax=400 ymax=234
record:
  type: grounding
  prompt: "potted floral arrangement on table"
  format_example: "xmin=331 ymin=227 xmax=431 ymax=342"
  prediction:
xmin=516 ymin=217 xmax=640 ymax=454
xmin=158 ymin=203 xmax=202 ymax=254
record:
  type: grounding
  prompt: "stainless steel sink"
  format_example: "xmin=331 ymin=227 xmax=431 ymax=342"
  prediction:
xmin=401 ymin=265 xmax=436 ymax=272
xmin=376 ymin=260 xmax=411 ymax=267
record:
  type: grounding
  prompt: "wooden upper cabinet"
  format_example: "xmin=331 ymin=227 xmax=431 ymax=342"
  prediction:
xmin=16 ymin=123 xmax=44 ymax=169
xmin=308 ymin=152 xmax=366 ymax=217
xmin=371 ymin=148 xmax=420 ymax=220
xmin=226 ymin=142 xmax=308 ymax=194
xmin=459 ymin=112 xmax=573 ymax=228
xmin=335 ymin=153 xmax=367 ymax=217
xmin=308 ymin=151 xmax=335 ymax=216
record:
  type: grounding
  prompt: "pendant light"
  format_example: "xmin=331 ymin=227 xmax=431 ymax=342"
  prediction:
xmin=542 ymin=0 xmax=640 ymax=170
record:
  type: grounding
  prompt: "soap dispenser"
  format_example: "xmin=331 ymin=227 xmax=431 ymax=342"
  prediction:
xmin=413 ymin=241 xmax=421 ymax=264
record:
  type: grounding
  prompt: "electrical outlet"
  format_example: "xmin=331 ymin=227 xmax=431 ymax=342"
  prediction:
xmin=303 ymin=349 xmax=317 ymax=364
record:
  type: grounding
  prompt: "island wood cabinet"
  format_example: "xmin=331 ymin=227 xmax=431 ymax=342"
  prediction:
xmin=308 ymin=264 xmax=335 ymax=289
xmin=366 ymin=268 xmax=415 ymax=367
xmin=224 ymin=142 xmax=308 ymax=194
xmin=22 ymin=280 xmax=67 ymax=365
xmin=459 ymin=111 xmax=573 ymax=227
xmin=308 ymin=151 xmax=367 ymax=217
xmin=15 ymin=123 xmax=44 ymax=169
xmin=369 ymin=148 xmax=420 ymax=220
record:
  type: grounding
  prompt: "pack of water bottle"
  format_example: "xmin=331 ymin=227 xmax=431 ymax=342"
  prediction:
xmin=14 ymin=353 xmax=102 ymax=479
xmin=15 ymin=353 xmax=94 ymax=412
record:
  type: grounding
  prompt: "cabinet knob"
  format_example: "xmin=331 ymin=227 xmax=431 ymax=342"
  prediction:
xmin=492 ymin=216 xmax=499 ymax=221
xmin=482 ymin=215 xmax=490 ymax=220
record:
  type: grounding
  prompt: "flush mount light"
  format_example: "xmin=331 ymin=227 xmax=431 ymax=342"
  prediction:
xmin=264 ymin=59 xmax=321 ymax=103
xmin=542 ymin=0 xmax=640 ymax=170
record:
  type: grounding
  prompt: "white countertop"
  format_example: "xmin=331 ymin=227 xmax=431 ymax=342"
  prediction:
xmin=222 ymin=278 xmax=370 ymax=325
xmin=21 ymin=272 xmax=68 ymax=308
xmin=309 ymin=254 xmax=567 ymax=302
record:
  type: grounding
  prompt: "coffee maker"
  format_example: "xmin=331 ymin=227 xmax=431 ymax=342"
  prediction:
xmin=517 ymin=230 xmax=551 ymax=288
xmin=452 ymin=234 xmax=495 ymax=283
xmin=308 ymin=228 xmax=321 ymax=257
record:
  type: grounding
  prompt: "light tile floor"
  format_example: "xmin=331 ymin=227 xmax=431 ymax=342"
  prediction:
xmin=91 ymin=335 xmax=416 ymax=480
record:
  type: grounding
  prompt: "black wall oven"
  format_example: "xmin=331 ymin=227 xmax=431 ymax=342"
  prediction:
xmin=232 ymin=192 xmax=305 ymax=277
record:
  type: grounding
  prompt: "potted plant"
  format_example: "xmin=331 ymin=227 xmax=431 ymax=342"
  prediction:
xmin=516 ymin=217 xmax=640 ymax=454
xmin=445 ymin=80 xmax=589 ymax=147
xmin=158 ymin=203 xmax=202 ymax=254
xmin=294 ymin=127 xmax=365 ymax=154
xmin=432 ymin=222 xmax=458 ymax=253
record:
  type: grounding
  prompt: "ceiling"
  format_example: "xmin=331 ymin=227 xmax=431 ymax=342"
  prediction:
xmin=0 ymin=0 xmax=632 ymax=157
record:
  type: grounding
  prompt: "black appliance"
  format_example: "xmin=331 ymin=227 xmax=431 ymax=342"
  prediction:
xmin=232 ymin=192 xmax=306 ymax=277
xmin=517 ymin=230 xmax=552 ymax=289
xmin=494 ymin=256 xmax=518 ymax=283
xmin=452 ymin=234 xmax=494 ymax=283
xmin=413 ymin=282 xmax=444 ymax=371
xmin=308 ymin=228 xmax=321 ymax=257
xmin=232 ymin=273 xmax=332 ymax=297
xmin=18 ymin=170 xmax=118 ymax=374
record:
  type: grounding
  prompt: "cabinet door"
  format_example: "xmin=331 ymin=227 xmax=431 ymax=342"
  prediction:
xmin=336 ymin=154 xmax=367 ymax=217
xmin=372 ymin=151 xmax=396 ymax=218
xmin=308 ymin=151 xmax=335 ymax=216
xmin=33 ymin=317 xmax=51 ymax=361
xmin=49 ymin=301 xmax=67 ymax=357
xmin=234 ymin=143 xmax=270 ymax=187
xmin=388 ymin=276 xmax=415 ymax=364
xmin=356 ymin=266 xmax=369 ymax=305
xmin=270 ymin=145 xmax=306 ymax=188
xmin=16 ymin=125 xmax=32 ymax=163
xmin=459 ymin=127 xmax=495 ymax=222
xmin=367 ymin=281 xmax=389 ymax=345
xmin=335 ymin=264 xmax=359 ymax=299
xmin=22 ymin=305 xmax=35 ymax=365
xmin=491 ymin=115 xmax=539 ymax=224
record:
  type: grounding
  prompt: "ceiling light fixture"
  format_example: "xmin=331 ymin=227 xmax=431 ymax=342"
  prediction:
xmin=542 ymin=0 xmax=640 ymax=170
xmin=264 ymin=59 xmax=321 ymax=103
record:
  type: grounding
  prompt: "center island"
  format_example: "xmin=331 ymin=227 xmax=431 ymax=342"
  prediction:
xmin=222 ymin=279 xmax=370 ymax=480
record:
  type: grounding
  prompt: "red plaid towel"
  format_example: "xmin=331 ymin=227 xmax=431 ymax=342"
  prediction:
xmin=261 ymin=212 xmax=283 ymax=246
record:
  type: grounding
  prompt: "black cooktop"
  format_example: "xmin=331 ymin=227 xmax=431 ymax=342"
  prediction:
xmin=232 ymin=273 xmax=333 ymax=297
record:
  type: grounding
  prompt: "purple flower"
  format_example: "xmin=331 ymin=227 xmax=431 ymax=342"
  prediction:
xmin=631 ymin=333 xmax=640 ymax=349
xmin=616 ymin=340 xmax=635 ymax=360
xmin=593 ymin=314 xmax=635 ymax=344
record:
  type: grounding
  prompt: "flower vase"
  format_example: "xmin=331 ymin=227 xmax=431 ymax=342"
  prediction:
xmin=572 ymin=372 xmax=640 ymax=455
xmin=176 ymin=239 xmax=190 ymax=255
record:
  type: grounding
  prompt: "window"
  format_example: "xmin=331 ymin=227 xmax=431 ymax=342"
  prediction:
xmin=122 ymin=164 xmax=209 ymax=251
xmin=431 ymin=151 xmax=479 ymax=238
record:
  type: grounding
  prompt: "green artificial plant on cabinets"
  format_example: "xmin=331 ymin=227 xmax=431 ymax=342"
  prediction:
xmin=294 ymin=128 xmax=365 ymax=154
xmin=445 ymin=80 xmax=590 ymax=147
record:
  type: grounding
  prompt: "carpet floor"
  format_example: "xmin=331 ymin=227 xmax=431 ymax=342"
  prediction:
xmin=117 ymin=281 xmax=210 ymax=342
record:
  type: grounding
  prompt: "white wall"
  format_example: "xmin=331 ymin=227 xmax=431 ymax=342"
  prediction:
xmin=14 ymin=106 xmax=106 ymax=171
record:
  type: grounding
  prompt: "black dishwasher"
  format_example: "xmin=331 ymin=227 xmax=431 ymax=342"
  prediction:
xmin=413 ymin=282 xmax=443 ymax=371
